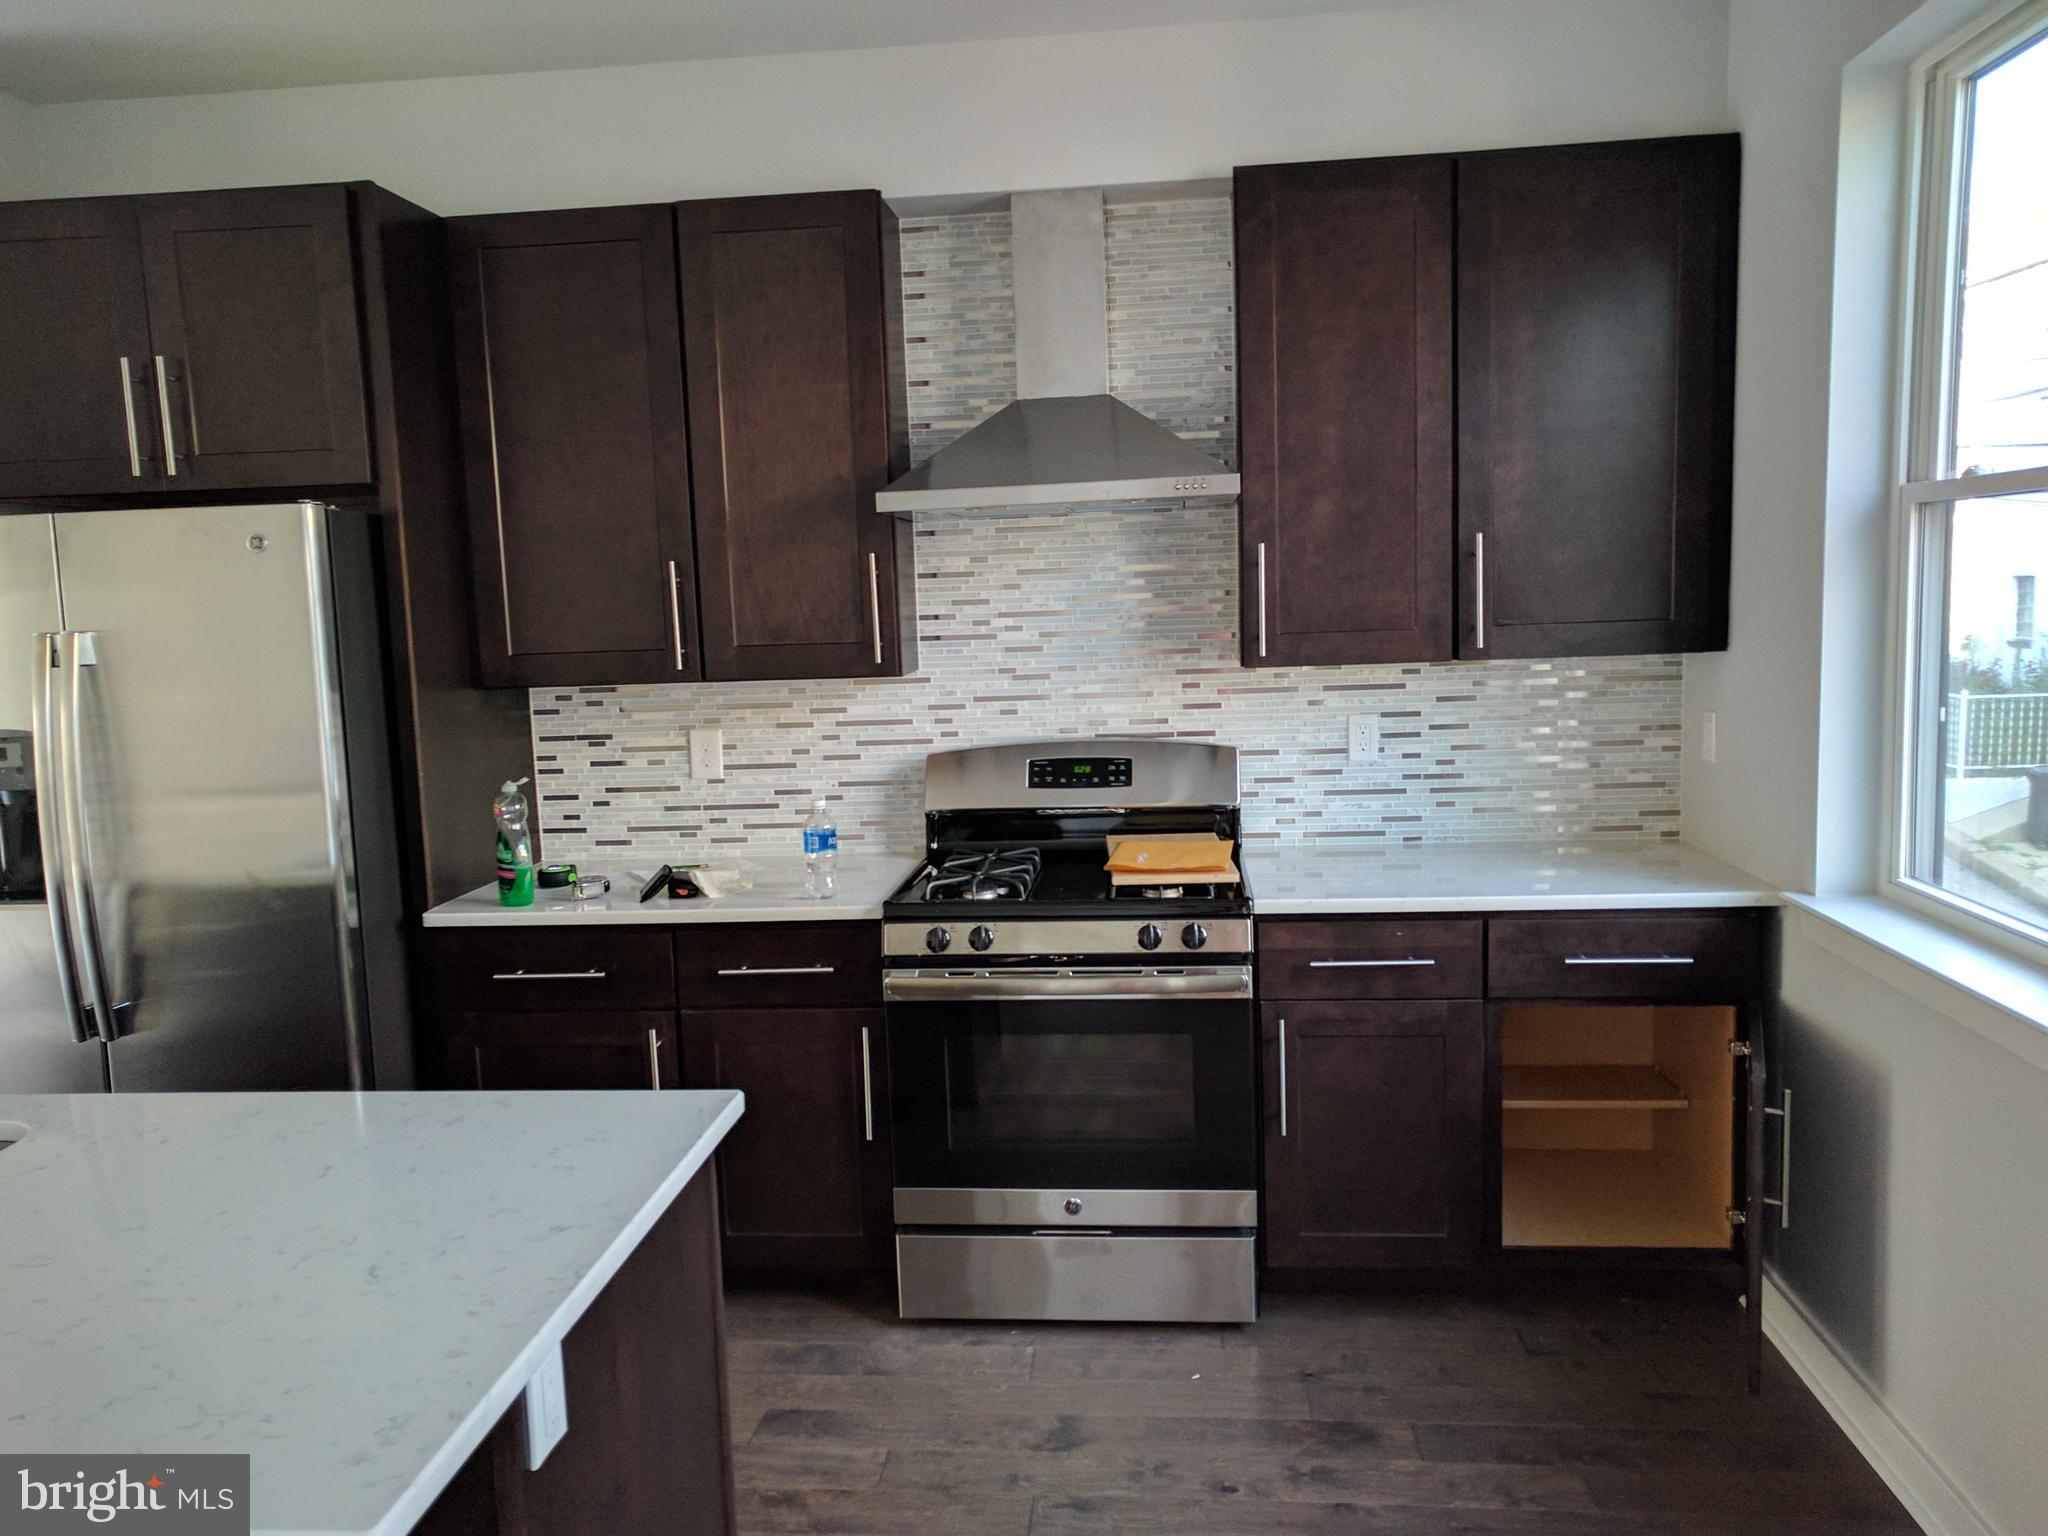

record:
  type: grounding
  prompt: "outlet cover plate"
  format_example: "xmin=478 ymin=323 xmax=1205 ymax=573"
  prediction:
xmin=1348 ymin=714 xmax=1380 ymax=765
xmin=690 ymin=728 xmax=724 ymax=781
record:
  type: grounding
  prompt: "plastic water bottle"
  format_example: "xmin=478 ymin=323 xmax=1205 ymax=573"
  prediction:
xmin=494 ymin=777 xmax=536 ymax=907
xmin=802 ymin=799 xmax=838 ymax=899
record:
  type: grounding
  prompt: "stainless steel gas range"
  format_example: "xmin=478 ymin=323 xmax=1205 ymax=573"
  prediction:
xmin=880 ymin=739 xmax=1257 ymax=1324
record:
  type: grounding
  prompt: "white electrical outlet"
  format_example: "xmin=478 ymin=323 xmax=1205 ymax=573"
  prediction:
xmin=1348 ymin=714 xmax=1380 ymax=765
xmin=522 ymin=1340 xmax=569 ymax=1470
xmin=690 ymin=728 xmax=724 ymax=781
xmin=1701 ymin=710 xmax=1718 ymax=765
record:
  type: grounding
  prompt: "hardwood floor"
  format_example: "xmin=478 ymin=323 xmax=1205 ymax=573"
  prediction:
xmin=723 ymin=1281 xmax=1917 ymax=1534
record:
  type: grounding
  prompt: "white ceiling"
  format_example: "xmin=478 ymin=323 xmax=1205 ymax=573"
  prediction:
xmin=0 ymin=0 xmax=1428 ymax=105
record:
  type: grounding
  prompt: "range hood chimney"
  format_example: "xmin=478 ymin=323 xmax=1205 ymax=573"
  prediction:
xmin=875 ymin=188 xmax=1240 ymax=514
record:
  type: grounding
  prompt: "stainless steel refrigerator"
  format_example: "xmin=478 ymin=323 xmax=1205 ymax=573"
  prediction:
xmin=0 ymin=502 xmax=412 ymax=1092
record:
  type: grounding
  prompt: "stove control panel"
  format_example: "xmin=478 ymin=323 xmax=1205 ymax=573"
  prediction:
xmin=1027 ymin=755 xmax=1133 ymax=790
xmin=884 ymin=917 xmax=1254 ymax=959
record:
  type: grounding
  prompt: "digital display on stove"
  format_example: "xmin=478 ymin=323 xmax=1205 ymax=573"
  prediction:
xmin=1028 ymin=756 xmax=1132 ymax=790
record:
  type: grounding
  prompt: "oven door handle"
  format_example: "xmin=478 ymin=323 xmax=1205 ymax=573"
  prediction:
xmin=882 ymin=967 xmax=1254 ymax=1002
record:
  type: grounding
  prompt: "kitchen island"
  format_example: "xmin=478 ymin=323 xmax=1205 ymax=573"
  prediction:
xmin=0 ymin=1089 xmax=744 ymax=1536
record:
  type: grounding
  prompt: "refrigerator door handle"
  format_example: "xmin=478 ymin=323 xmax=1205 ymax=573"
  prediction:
xmin=32 ymin=633 xmax=91 ymax=1044
xmin=59 ymin=631 xmax=128 ymax=1043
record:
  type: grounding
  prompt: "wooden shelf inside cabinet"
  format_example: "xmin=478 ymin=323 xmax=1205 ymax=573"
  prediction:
xmin=1501 ymin=1064 xmax=1689 ymax=1111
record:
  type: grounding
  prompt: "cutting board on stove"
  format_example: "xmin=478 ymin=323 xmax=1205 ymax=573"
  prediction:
xmin=1104 ymin=833 xmax=1240 ymax=886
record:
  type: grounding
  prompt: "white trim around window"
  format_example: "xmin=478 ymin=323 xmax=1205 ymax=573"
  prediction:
xmin=1885 ymin=0 xmax=2048 ymax=960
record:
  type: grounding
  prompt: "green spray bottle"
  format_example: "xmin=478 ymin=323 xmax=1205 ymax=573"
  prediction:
xmin=494 ymin=777 xmax=536 ymax=907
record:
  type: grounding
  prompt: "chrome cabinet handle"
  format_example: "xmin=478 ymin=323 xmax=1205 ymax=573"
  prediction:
xmin=666 ymin=558 xmax=685 ymax=670
xmin=31 ymin=635 xmax=88 ymax=1043
xmin=117 ymin=359 xmax=143 ymax=477
xmin=489 ymin=968 xmax=609 ymax=981
xmin=1309 ymin=957 xmax=1436 ymax=969
xmin=1474 ymin=533 xmax=1486 ymax=649
xmin=647 ymin=1028 xmax=662 ymax=1090
xmin=714 ymin=964 xmax=836 ymax=977
xmin=1563 ymin=955 xmax=1695 ymax=967
xmin=153 ymin=356 xmax=179 ymax=476
xmin=1278 ymin=1016 xmax=1288 ymax=1138
xmin=860 ymin=1025 xmax=875 ymax=1142
xmin=1256 ymin=541 xmax=1269 ymax=660
xmin=1764 ymin=1088 xmax=1791 ymax=1229
xmin=867 ymin=552 xmax=883 ymax=665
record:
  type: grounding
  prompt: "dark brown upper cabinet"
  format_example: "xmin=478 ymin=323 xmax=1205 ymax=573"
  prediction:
xmin=677 ymin=190 xmax=914 ymax=682
xmin=0 ymin=185 xmax=370 ymax=498
xmin=135 ymin=184 xmax=372 ymax=491
xmin=1457 ymin=134 xmax=1739 ymax=658
xmin=1235 ymin=156 xmax=1455 ymax=667
xmin=0 ymin=198 xmax=159 ymax=496
xmin=448 ymin=205 xmax=702 ymax=687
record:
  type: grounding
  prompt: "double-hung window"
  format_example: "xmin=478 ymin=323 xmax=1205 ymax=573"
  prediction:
xmin=1894 ymin=1 xmax=2048 ymax=944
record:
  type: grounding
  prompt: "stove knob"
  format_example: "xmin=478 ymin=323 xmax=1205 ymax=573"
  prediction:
xmin=925 ymin=926 xmax=952 ymax=954
xmin=969 ymin=925 xmax=996 ymax=952
xmin=1182 ymin=922 xmax=1210 ymax=951
xmin=1137 ymin=923 xmax=1164 ymax=951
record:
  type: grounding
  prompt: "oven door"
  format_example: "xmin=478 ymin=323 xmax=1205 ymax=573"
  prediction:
xmin=884 ymin=965 xmax=1257 ymax=1214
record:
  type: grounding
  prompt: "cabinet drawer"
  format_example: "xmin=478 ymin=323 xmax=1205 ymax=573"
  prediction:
xmin=1259 ymin=919 xmax=1483 ymax=999
xmin=1487 ymin=913 xmax=1761 ymax=1000
xmin=425 ymin=929 xmax=676 ymax=1012
xmin=679 ymin=922 xmax=881 ymax=1009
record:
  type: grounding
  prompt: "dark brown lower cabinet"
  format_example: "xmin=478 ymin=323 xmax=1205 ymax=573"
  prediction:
xmin=413 ymin=1173 xmax=736 ymax=1536
xmin=1262 ymin=1000 xmax=1485 ymax=1269
xmin=441 ymin=1011 xmax=677 ymax=1091
xmin=681 ymin=1007 xmax=892 ymax=1272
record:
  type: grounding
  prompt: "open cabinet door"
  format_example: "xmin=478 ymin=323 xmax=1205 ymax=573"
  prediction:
xmin=1741 ymin=1001 xmax=1768 ymax=1394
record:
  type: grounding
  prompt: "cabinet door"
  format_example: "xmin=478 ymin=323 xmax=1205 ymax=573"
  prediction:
xmin=442 ymin=1011 xmax=677 ymax=1090
xmin=1740 ymin=1001 xmax=1768 ymax=1394
xmin=1457 ymin=135 xmax=1739 ymax=658
xmin=1236 ymin=158 xmax=1454 ymax=666
xmin=448 ymin=206 xmax=702 ymax=686
xmin=1264 ymin=1000 xmax=1484 ymax=1268
xmin=135 ymin=185 xmax=372 ymax=489
xmin=680 ymin=1007 xmax=891 ymax=1271
xmin=677 ymin=191 xmax=912 ymax=682
xmin=0 ymin=198 xmax=161 ymax=496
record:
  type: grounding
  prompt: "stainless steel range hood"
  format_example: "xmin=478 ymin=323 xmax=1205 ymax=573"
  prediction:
xmin=875 ymin=189 xmax=1239 ymax=515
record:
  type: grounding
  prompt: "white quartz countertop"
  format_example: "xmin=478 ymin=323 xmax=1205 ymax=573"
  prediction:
xmin=0 ymin=1089 xmax=744 ymax=1536
xmin=423 ymin=856 xmax=915 ymax=927
xmin=1243 ymin=840 xmax=1778 ymax=914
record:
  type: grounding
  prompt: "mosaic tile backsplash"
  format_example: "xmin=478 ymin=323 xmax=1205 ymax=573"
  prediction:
xmin=530 ymin=198 xmax=1683 ymax=866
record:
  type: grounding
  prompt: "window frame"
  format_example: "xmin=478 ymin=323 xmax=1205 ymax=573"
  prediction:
xmin=1886 ymin=0 xmax=2048 ymax=955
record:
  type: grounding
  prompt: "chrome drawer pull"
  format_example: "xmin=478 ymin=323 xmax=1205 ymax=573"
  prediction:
xmin=1562 ymin=955 xmax=1696 ymax=967
xmin=860 ymin=1025 xmax=875 ymax=1143
xmin=647 ymin=1028 xmax=662 ymax=1090
xmin=714 ymin=964 xmax=837 ymax=977
xmin=489 ymin=968 xmax=609 ymax=981
xmin=1308 ymin=957 xmax=1436 ymax=969
xmin=1277 ymin=1017 xmax=1288 ymax=1138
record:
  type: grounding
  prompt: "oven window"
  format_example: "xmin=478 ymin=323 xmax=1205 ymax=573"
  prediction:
xmin=947 ymin=1030 xmax=1197 ymax=1145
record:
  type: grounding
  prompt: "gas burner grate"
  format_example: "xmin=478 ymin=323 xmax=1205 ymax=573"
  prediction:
xmin=924 ymin=847 xmax=1042 ymax=902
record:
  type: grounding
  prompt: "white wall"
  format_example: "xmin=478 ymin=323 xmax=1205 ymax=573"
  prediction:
xmin=15 ymin=0 xmax=1729 ymax=209
xmin=1777 ymin=914 xmax=2048 ymax=1536
xmin=1683 ymin=0 xmax=1914 ymax=893
xmin=0 ymin=90 xmax=32 ymax=199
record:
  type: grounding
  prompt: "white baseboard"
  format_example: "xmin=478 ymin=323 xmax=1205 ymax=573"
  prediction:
xmin=1763 ymin=1276 xmax=1999 ymax=1536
